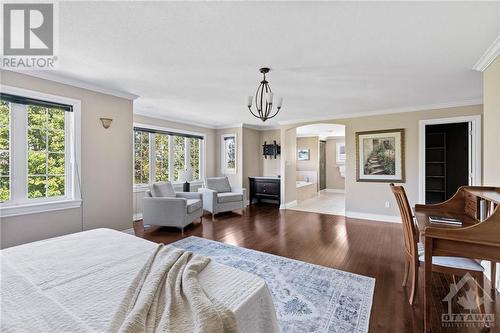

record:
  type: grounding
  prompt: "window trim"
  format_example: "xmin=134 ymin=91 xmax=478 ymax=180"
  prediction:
xmin=221 ymin=133 xmax=237 ymax=174
xmin=133 ymin=122 xmax=206 ymax=188
xmin=0 ymin=85 xmax=82 ymax=217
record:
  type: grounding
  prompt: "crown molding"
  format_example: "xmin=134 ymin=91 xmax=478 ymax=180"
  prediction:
xmin=7 ymin=70 xmax=139 ymax=100
xmin=473 ymin=35 xmax=500 ymax=72
xmin=214 ymin=122 xmax=280 ymax=131
xmin=134 ymin=109 xmax=217 ymax=129
xmin=278 ymin=99 xmax=483 ymax=126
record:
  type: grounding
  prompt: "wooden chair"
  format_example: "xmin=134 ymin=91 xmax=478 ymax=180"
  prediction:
xmin=390 ymin=183 xmax=485 ymax=305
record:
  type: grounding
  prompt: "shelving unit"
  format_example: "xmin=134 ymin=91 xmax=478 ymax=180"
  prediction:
xmin=425 ymin=132 xmax=446 ymax=204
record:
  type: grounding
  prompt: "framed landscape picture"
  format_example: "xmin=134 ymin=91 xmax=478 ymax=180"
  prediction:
xmin=356 ymin=129 xmax=405 ymax=183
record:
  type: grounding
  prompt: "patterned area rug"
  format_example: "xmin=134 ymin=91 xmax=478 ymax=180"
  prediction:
xmin=172 ymin=236 xmax=375 ymax=333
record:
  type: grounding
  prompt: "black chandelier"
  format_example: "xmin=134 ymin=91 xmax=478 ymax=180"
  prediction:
xmin=247 ymin=67 xmax=283 ymax=122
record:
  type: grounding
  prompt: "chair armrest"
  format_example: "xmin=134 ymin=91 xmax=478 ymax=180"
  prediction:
xmin=176 ymin=192 xmax=202 ymax=200
xmin=143 ymin=197 xmax=187 ymax=225
xmin=198 ymin=188 xmax=218 ymax=212
xmin=231 ymin=187 xmax=247 ymax=205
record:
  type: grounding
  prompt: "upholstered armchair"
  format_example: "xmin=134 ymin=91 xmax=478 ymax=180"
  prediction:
xmin=143 ymin=181 xmax=203 ymax=232
xmin=198 ymin=177 xmax=247 ymax=221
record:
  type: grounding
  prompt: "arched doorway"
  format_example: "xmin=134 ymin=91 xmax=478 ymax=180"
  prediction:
xmin=280 ymin=123 xmax=346 ymax=216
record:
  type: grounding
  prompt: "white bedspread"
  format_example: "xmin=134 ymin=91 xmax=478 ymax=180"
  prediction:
xmin=1 ymin=229 xmax=279 ymax=333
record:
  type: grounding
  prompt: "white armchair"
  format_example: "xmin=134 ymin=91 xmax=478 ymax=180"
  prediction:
xmin=143 ymin=182 xmax=203 ymax=232
xmin=198 ymin=177 xmax=247 ymax=221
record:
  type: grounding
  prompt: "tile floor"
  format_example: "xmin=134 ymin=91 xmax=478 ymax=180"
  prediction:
xmin=288 ymin=190 xmax=345 ymax=216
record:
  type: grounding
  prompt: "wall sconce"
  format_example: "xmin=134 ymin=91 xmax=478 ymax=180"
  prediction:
xmin=100 ymin=118 xmax=113 ymax=129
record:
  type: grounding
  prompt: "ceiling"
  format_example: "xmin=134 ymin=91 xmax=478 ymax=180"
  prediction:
xmin=31 ymin=1 xmax=500 ymax=128
xmin=296 ymin=124 xmax=345 ymax=139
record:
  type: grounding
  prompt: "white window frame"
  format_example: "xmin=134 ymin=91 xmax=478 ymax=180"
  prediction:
xmin=0 ymin=85 xmax=82 ymax=217
xmin=221 ymin=133 xmax=237 ymax=174
xmin=133 ymin=123 xmax=206 ymax=190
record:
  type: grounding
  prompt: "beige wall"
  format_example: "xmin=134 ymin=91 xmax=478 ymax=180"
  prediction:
xmin=325 ymin=138 xmax=345 ymax=190
xmin=281 ymin=105 xmax=483 ymax=218
xmin=296 ymin=137 xmax=319 ymax=174
xmin=1 ymin=71 xmax=134 ymax=248
xmin=483 ymin=55 xmax=500 ymax=186
xmin=242 ymin=127 xmax=262 ymax=190
xmin=281 ymin=127 xmax=297 ymax=204
xmin=260 ymin=129 xmax=281 ymax=176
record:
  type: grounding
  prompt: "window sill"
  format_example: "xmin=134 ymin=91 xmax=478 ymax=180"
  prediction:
xmin=133 ymin=180 xmax=204 ymax=193
xmin=0 ymin=199 xmax=82 ymax=218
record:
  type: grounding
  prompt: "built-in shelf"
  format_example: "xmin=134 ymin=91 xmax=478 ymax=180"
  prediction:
xmin=425 ymin=132 xmax=447 ymax=204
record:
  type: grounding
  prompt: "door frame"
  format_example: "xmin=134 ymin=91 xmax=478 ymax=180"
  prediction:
xmin=418 ymin=115 xmax=481 ymax=204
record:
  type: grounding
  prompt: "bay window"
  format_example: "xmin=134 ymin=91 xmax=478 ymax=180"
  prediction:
xmin=0 ymin=87 xmax=81 ymax=217
xmin=133 ymin=126 xmax=204 ymax=187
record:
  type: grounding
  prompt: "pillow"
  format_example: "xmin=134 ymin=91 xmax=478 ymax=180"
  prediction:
xmin=151 ymin=181 xmax=176 ymax=197
xmin=205 ymin=177 xmax=231 ymax=193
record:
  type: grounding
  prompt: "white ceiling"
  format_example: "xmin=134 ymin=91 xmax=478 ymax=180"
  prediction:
xmin=31 ymin=1 xmax=500 ymax=128
xmin=296 ymin=123 xmax=345 ymax=139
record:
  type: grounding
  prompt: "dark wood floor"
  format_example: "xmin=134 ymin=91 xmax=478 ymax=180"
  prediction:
xmin=133 ymin=204 xmax=499 ymax=333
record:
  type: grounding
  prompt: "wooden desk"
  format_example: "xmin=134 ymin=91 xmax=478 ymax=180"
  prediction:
xmin=414 ymin=186 xmax=500 ymax=332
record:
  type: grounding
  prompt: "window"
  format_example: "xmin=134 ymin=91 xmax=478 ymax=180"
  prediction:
xmin=134 ymin=130 xmax=150 ymax=185
xmin=221 ymin=134 xmax=236 ymax=174
xmin=173 ymin=136 xmax=185 ymax=181
xmin=0 ymin=88 xmax=80 ymax=216
xmin=0 ymin=101 xmax=10 ymax=202
xmin=154 ymin=133 xmax=168 ymax=182
xmin=336 ymin=142 xmax=346 ymax=164
xmin=27 ymin=106 xmax=66 ymax=199
xmin=190 ymin=138 xmax=200 ymax=180
xmin=133 ymin=126 xmax=204 ymax=186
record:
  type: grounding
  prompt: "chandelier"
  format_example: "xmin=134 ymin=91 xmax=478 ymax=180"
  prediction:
xmin=247 ymin=67 xmax=283 ymax=122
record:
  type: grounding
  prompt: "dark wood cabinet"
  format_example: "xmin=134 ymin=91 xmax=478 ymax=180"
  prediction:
xmin=249 ymin=177 xmax=280 ymax=205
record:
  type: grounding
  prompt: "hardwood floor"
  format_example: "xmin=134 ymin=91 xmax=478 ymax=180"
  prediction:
xmin=133 ymin=204 xmax=499 ymax=333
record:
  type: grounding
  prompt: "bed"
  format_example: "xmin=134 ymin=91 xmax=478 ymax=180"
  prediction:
xmin=1 ymin=228 xmax=279 ymax=333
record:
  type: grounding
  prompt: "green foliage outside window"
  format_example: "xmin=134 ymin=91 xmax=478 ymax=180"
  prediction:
xmin=190 ymin=138 xmax=200 ymax=180
xmin=27 ymin=106 xmax=65 ymax=199
xmin=0 ymin=101 xmax=10 ymax=202
xmin=134 ymin=130 xmax=202 ymax=184
xmin=155 ymin=134 xmax=169 ymax=182
xmin=225 ymin=137 xmax=236 ymax=169
xmin=173 ymin=136 xmax=185 ymax=181
xmin=134 ymin=131 xmax=150 ymax=184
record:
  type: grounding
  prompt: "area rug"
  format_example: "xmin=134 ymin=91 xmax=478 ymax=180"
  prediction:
xmin=172 ymin=236 xmax=375 ymax=333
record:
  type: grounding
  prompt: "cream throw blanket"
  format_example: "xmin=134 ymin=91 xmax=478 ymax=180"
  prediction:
xmin=2 ymin=244 xmax=237 ymax=333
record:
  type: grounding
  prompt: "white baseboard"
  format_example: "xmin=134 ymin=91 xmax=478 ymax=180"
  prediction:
xmin=280 ymin=200 xmax=298 ymax=209
xmin=345 ymin=211 xmax=401 ymax=223
xmin=133 ymin=213 xmax=143 ymax=222
xmin=322 ymin=189 xmax=345 ymax=193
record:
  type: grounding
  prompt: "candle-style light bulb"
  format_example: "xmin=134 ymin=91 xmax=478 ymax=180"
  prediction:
xmin=266 ymin=92 xmax=274 ymax=104
xmin=277 ymin=97 xmax=283 ymax=108
xmin=247 ymin=96 xmax=253 ymax=107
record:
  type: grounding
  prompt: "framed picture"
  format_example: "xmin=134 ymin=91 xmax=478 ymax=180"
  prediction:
xmin=297 ymin=149 xmax=310 ymax=161
xmin=356 ymin=129 xmax=405 ymax=183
